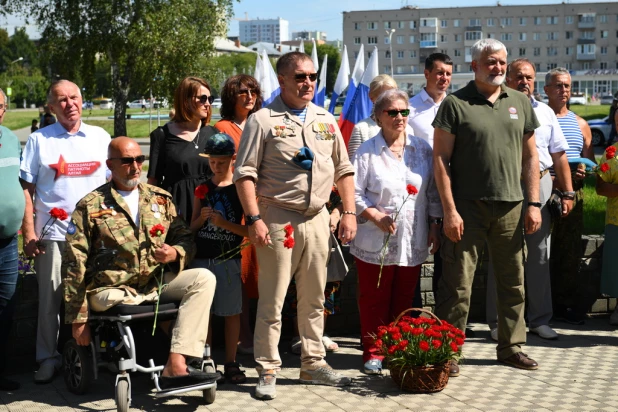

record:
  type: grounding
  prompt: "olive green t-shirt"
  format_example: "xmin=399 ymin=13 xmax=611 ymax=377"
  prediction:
xmin=0 ymin=125 xmax=25 ymax=238
xmin=432 ymin=81 xmax=539 ymax=202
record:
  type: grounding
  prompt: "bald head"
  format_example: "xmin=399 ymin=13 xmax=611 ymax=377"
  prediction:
xmin=47 ymin=80 xmax=83 ymax=133
xmin=106 ymin=137 xmax=143 ymax=191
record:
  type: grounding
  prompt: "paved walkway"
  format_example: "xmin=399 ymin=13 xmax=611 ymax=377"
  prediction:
xmin=1 ymin=318 xmax=616 ymax=411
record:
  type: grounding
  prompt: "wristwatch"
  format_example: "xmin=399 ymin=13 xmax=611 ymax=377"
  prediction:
xmin=245 ymin=214 xmax=262 ymax=226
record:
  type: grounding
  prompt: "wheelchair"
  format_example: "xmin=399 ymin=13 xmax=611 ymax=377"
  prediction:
xmin=62 ymin=301 xmax=217 ymax=412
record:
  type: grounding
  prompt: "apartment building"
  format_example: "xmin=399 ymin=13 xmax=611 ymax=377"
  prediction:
xmin=239 ymin=18 xmax=289 ymax=44
xmin=343 ymin=2 xmax=618 ymax=94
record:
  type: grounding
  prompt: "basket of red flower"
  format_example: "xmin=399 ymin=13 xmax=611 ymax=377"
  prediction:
xmin=375 ymin=308 xmax=465 ymax=393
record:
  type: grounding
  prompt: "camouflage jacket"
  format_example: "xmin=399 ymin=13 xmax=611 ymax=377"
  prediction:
xmin=63 ymin=182 xmax=196 ymax=323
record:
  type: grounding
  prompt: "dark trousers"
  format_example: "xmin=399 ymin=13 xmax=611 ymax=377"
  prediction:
xmin=0 ymin=235 xmax=19 ymax=375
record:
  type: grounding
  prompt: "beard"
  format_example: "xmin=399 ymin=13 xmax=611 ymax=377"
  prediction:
xmin=118 ymin=176 xmax=140 ymax=189
xmin=485 ymin=74 xmax=505 ymax=86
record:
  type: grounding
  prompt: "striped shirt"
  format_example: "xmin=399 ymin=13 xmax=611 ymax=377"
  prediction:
xmin=290 ymin=107 xmax=307 ymax=124
xmin=557 ymin=111 xmax=583 ymax=160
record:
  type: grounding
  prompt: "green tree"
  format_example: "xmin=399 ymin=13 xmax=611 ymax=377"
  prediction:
xmin=7 ymin=27 xmax=39 ymax=69
xmin=2 ymin=0 xmax=235 ymax=136
xmin=304 ymin=43 xmax=342 ymax=96
xmin=208 ymin=52 xmax=257 ymax=95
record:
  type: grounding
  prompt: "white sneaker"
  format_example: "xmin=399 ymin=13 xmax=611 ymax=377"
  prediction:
xmin=610 ymin=307 xmax=618 ymax=326
xmin=490 ymin=328 xmax=498 ymax=342
xmin=34 ymin=359 xmax=60 ymax=384
xmin=255 ymin=371 xmax=276 ymax=400
xmin=529 ymin=325 xmax=558 ymax=340
xmin=299 ymin=364 xmax=351 ymax=386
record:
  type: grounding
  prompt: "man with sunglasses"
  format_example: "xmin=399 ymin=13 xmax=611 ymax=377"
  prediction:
xmin=0 ymin=88 xmax=28 ymax=391
xmin=20 ymin=80 xmax=111 ymax=384
xmin=432 ymin=39 xmax=542 ymax=375
xmin=63 ymin=137 xmax=218 ymax=390
xmin=234 ymin=52 xmax=356 ymax=399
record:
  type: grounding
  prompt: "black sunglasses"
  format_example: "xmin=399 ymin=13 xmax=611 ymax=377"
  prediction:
xmin=293 ymin=73 xmax=318 ymax=83
xmin=383 ymin=109 xmax=410 ymax=118
xmin=194 ymin=95 xmax=215 ymax=105
xmin=238 ymin=88 xmax=256 ymax=96
xmin=110 ymin=155 xmax=146 ymax=165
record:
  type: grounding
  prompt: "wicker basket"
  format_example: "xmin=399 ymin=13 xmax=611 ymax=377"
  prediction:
xmin=388 ymin=308 xmax=450 ymax=393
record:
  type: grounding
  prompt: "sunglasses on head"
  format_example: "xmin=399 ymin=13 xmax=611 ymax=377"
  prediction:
xmin=194 ymin=95 xmax=215 ymax=105
xmin=293 ymin=73 xmax=318 ymax=82
xmin=383 ymin=109 xmax=410 ymax=118
xmin=238 ymin=88 xmax=256 ymax=96
xmin=110 ymin=155 xmax=146 ymax=165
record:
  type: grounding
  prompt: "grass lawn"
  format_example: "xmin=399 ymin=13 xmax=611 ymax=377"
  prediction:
xmin=3 ymin=109 xmax=40 ymax=131
xmin=570 ymin=105 xmax=611 ymax=121
xmin=583 ymin=175 xmax=607 ymax=235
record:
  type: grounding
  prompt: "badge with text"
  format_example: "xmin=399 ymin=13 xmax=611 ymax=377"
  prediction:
xmin=508 ymin=107 xmax=519 ymax=120
xmin=49 ymin=154 xmax=101 ymax=180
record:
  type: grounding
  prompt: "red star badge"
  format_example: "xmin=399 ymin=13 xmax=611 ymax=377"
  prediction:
xmin=49 ymin=154 xmax=101 ymax=180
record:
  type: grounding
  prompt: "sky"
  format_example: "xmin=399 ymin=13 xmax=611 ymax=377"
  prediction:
xmin=1 ymin=0 xmax=609 ymax=41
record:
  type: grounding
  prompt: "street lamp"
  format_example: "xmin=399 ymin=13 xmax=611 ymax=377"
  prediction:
xmin=386 ymin=29 xmax=395 ymax=77
xmin=6 ymin=57 xmax=24 ymax=111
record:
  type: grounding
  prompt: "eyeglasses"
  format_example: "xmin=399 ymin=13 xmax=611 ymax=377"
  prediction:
xmin=293 ymin=73 xmax=318 ymax=83
xmin=0 ymin=104 xmax=5 ymax=110
xmin=110 ymin=155 xmax=146 ymax=165
xmin=238 ymin=88 xmax=256 ymax=96
xmin=383 ymin=109 xmax=410 ymax=118
xmin=194 ymin=95 xmax=215 ymax=105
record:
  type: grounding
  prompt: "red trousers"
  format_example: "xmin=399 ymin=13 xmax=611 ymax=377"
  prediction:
xmin=355 ymin=258 xmax=420 ymax=362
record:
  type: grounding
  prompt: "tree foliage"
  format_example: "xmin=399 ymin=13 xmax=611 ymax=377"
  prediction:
xmin=2 ymin=0 xmax=235 ymax=136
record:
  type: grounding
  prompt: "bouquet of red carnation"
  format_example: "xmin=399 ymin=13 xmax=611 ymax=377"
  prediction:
xmin=374 ymin=308 xmax=464 ymax=392
xmin=37 ymin=207 xmax=69 ymax=247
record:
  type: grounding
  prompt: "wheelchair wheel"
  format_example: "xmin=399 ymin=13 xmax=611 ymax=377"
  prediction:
xmin=63 ymin=340 xmax=93 ymax=394
xmin=116 ymin=379 xmax=130 ymax=412
xmin=202 ymin=363 xmax=216 ymax=404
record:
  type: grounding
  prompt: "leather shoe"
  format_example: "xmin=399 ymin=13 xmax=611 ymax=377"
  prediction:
xmin=529 ymin=325 xmax=558 ymax=340
xmin=499 ymin=352 xmax=538 ymax=370
xmin=448 ymin=360 xmax=460 ymax=377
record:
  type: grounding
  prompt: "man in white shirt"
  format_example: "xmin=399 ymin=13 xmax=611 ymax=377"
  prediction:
xmin=486 ymin=58 xmax=573 ymax=341
xmin=408 ymin=53 xmax=453 ymax=148
xmin=408 ymin=53 xmax=452 ymax=310
xmin=20 ymin=80 xmax=111 ymax=384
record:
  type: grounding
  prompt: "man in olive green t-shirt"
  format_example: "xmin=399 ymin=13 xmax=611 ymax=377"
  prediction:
xmin=432 ymin=39 xmax=542 ymax=375
xmin=0 ymin=88 xmax=27 ymax=391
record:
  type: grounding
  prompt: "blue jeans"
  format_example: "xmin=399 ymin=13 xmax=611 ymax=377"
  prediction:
xmin=0 ymin=235 xmax=18 ymax=374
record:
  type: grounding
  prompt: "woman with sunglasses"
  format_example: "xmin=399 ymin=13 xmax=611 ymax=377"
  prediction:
xmin=348 ymin=74 xmax=413 ymax=159
xmin=214 ymin=74 xmax=263 ymax=356
xmin=148 ymin=76 xmax=217 ymax=223
xmin=350 ymin=89 xmax=442 ymax=375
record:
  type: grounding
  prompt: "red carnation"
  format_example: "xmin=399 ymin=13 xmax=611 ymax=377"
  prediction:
xmin=406 ymin=184 xmax=418 ymax=195
xmin=49 ymin=207 xmax=69 ymax=221
xmin=387 ymin=345 xmax=398 ymax=355
xmin=450 ymin=341 xmax=459 ymax=352
xmin=418 ymin=341 xmax=430 ymax=352
xmin=194 ymin=184 xmax=209 ymax=199
xmin=283 ymin=224 xmax=294 ymax=238
xmin=398 ymin=339 xmax=409 ymax=349
xmin=149 ymin=224 xmax=166 ymax=237
xmin=447 ymin=332 xmax=456 ymax=339
xmin=411 ymin=327 xmax=424 ymax=336
xmin=600 ymin=163 xmax=610 ymax=173
xmin=411 ymin=318 xmax=424 ymax=326
xmin=377 ymin=329 xmax=387 ymax=338
xmin=391 ymin=332 xmax=402 ymax=341
xmin=455 ymin=337 xmax=465 ymax=346
xmin=283 ymin=237 xmax=295 ymax=249
xmin=606 ymin=146 xmax=616 ymax=159
xmin=374 ymin=339 xmax=384 ymax=348
xmin=431 ymin=339 xmax=442 ymax=349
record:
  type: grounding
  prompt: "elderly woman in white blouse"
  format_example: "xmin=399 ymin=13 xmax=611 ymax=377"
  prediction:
xmin=350 ymin=89 xmax=442 ymax=375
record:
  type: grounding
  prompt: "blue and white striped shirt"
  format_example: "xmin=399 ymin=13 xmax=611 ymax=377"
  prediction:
xmin=290 ymin=107 xmax=307 ymax=124
xmin=557 ymin=111 xmax=583 ymax=160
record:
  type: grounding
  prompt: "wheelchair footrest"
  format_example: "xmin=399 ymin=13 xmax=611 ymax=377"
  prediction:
xmin=155 ymin=381 xmax=217 ymax=397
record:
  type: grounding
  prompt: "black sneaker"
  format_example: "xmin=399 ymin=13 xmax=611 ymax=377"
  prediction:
xmin=555 ymin=308 xmax=585 ymax=325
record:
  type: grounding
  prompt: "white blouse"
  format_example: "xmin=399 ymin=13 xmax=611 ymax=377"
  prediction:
xmin=350 ymin=131 xmax=442 ymax=267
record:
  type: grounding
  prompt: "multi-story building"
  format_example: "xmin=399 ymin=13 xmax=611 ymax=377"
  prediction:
xmin=239 ymin=18 xmax=289 ymax=44
xmin=291 ymin=30 xmax=328 ymax=41
xmin=343 ymin=2 xmax=618 ymax=95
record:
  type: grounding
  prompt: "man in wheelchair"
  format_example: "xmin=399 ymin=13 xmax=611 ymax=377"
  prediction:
xmin=62 ymin=136 xmax=218 ymax=390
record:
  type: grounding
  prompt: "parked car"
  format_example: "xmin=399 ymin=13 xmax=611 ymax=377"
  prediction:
xmin=588 ymin=116 xmax=613 ymax=146
xmin=569 ymin=93 xmax=586 ymax=105
xmin=211 ymin=98 xmax=222 ymax=109
xmin=600 ymin=94 xmax=615 ymax=105
xmin=99 ymin=99 xmax=114 ymax=110
xmin=127 ymin=100 xmax=145 ymax=109
xmin=335 ymin=95 xmax=346 ymax=107
xmin=82 ymin=101 xmax=94 ymax=109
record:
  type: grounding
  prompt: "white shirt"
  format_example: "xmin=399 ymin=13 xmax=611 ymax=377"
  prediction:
xmin=117 ymin=189 xmax=140 ymax=227
xmin=408 ymin=88 xmax=445 ymax=148
xmin=530 ymin=97 xmax=570 ymax=172
xmin=350 ymin=132 xmax=442 ymax=267
xmin=20 ymin=121 xmax=111 ymax=240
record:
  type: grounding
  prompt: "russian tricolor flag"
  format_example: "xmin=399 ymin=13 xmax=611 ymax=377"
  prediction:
xmin=328 ymin=45 xmax=349 ymax=114
xmin=338 ymin=46 xmax=379 ymax=148
xmin=254 ymin=50 xmax=280 ymax=107
xmin=340 ymin=44 xmax=364 ymax=120
xmin=314 ymin=54 xmax=328 ymax=108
